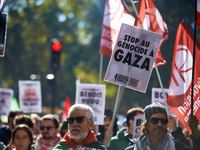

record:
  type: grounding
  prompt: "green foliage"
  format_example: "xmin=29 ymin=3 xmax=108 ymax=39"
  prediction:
xmin=0 ymin=0 xmax=199 ymax=115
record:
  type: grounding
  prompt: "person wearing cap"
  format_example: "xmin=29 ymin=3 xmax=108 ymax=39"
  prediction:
xmin=53 ymin=104 xmax=105 ymax=149
xmin=96 ymin=109 xmax=118 ymax=145
xmin=34 ymin=114 xmax=62 ymax=150
xmin=125 ymin=102 xmax=193 ymax=150
xmin=108 ymin=107 xmax=144 ymax=150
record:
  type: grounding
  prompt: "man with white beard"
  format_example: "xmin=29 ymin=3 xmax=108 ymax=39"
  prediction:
xmin=53 ymin=104 xmax=105 ymax=150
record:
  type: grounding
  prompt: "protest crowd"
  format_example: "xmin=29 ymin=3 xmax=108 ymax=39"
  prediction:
xmin=0 ymin=0 xmax=200 ymax=149
xmin=0 ymin=102 xmax=199 ymax=150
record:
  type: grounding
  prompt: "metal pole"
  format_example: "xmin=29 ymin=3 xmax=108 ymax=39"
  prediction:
xmin=51 ymin=72 xmax=56 ymax=114
xmin=105 ymin=86 xmax=125 ymax=150
xmin=131 ymin=0 xmax=168 ymax=114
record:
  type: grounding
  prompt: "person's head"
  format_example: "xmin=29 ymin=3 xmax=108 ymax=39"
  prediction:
xmin=9 ymin=124 xmax=33 ymax=150
xmin=60 ymin=120 xmax=68 ymax=138
xmin=103 ymin=109 xmax=113 ymax=130
xmin=126 ymin=107 xmax=144 ymax=128
xmin=30 ymin=113 xmax=41 ymax=135
xmin=13 ymin=114 xmax=34 ymax=130
xmin=67 ymin=104 xmax=94 ymax=144
xmin=141 ymin=102 xmax=168 ymax=139
xmin=8 ymin=110 xmax=23 ymax=129
xmin=40 ymin=114 xmax=59 ymax=139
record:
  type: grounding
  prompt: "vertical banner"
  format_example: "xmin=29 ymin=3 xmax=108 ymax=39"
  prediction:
xmin=104 ymin=23 xmax=162 ymax=92
xmin=132 ymin=115 xmax=144 ymax=139
xmin=18 ymin=80 xmax=42 ymax=113
xmin=167 ymin=21 xmax=200 ymax=134
xmin=0 ymin=88 xmax=13 ymax=116
xmin=76 ymin=83 xmax=106 ymax=125
xmin=0 ymin=12 xmax=7 ymax=57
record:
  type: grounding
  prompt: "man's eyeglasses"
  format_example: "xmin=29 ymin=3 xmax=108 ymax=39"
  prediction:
xmin=67 ymin=116 xmax=90 ymax=125
xmin=149 ymin=117 xmax=168 ymax=125
xmin=40 ymin=125 xmax=55 ymax=131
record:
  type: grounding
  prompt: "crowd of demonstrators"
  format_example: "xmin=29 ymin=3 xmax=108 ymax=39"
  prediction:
xmin=125 ymin=102 xmax=194 ymax=150
xmin=0 ymin=102 xmax=200 ymax=150
xmin=96 ymin=109 xmax=118 ymax=145
xmin=34 ymin=114 xmax=61 ymax=150
xmin=108 ymin=107 xmax=144 ymax=150
xmin=53 ymin=104 xmax=105 ymax=150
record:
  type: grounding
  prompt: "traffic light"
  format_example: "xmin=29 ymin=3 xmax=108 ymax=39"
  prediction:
xmin=51 ymin=38 xmax=62 ymax=71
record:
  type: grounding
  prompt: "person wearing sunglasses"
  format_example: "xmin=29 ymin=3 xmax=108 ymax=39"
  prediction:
xmin=125 ymin=102 xmax=193 ymax=150
xmin=34 ymin=114 xmax=61 ymax=150
xmin=53 ymin=104 xmax=105 ymax=149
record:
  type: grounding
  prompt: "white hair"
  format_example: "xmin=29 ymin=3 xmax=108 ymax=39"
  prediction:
xmin=68 ymin=104 xmax=94 ymax=122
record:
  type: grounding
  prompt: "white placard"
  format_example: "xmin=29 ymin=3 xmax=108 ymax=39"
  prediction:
xmin=18 ymin=80 xmax=42 ymax=113
xmin=0 ymin=88 xmax=13 ymax=115
xmin=152 ymin=88 xmax=175 ymax=116
xmin=132 ymin=115 xmax=144 ymax=139
xmin=104 ymin=23 xmax=162 ymax=93
xmin=76 ymin=83 xmax=106 ymax=125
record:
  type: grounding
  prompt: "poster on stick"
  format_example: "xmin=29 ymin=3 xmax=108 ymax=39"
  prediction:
xmin=76 ymin=83 xmax=106 ymax=125
xmin=152 ymin=88 xmax=175 ymax=117
xmin=132 ymin=115 xmax=144 ymax=139
xmin=104 ymin=23 xmax=162 ymax=93
xmin=18 ymin=80 xmax=42 ymax=113
xmin=0 ymin=88 xmax=13 ymax=116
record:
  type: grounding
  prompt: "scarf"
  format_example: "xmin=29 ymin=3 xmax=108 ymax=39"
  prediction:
xmin=36 ymin=133 xmax=62 ymax=150
xmin=134 ymin=134 xmax=176 ymax=150
xmin=61 ymin=130 xmax=97 ymax=149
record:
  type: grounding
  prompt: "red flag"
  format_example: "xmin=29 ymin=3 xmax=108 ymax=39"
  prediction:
xmin=99 ymin=0 xmax=135 ymax=57
xmin=195 ymin=0 xmax=200 ymax=29
xmin=167 ymin=21 xmax=200 ymax=134
xmin=62 ymin=96 xmax=72 ymax=122
xmin=134 ymin=0 xmax=169 ymax=66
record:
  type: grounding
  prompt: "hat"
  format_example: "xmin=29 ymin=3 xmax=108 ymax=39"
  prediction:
xmin=144 ymin=102 xmax=167 ymax=120
xmin=104 ymin=109 xmax=113 ymax=119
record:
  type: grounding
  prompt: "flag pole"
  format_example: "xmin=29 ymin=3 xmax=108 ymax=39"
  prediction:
xmin=191 ymin=0 xmax=197 ymax=117
xmin=99 ymin=54 xmax=103 ymax=84
xmin=104 ymin=85 xmax=125 ymax=150
xmin=97 ymin=54 xmax=104 ymax=135
xmin=131 ymin=0 xmax=168 ymax=114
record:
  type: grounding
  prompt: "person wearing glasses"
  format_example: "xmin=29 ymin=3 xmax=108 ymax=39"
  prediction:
xmin=125 ymin=102 xmax=193 ymax=150
xmin=108 ymin=107 xmax=144 ymax=150
xmin=34 ymin=114 xmax=61 ymax=150
xmin=53 ymin=104 xmax=105 ymax=149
